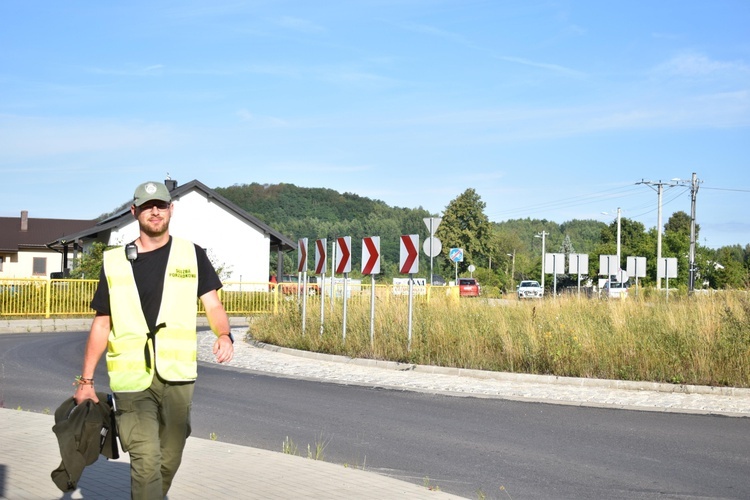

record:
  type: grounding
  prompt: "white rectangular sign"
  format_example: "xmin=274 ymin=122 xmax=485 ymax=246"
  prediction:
xmin=657 ymin=257 xmax=678 ymax=279
xmin=568 ymin=253 xmax=589 ymax=275
xmin=545 ymin=253 xmax=565 ymax=275
xmin=627 ymin=256 xmax=647 ymax=278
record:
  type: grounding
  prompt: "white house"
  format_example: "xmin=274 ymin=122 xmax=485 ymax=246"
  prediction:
xmin=0 ymin=211 xmax=95 ymax=279
xmin=48 ymin=179 xmax=295 ymax=287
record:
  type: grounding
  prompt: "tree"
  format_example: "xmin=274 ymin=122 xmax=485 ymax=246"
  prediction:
xmin=69 ymin=242 xmax=109 ymax=279
xmin=436 ymin=189 xmax=492 ymax=275
xmin=663 ymin=211 xmax=694 ymax=285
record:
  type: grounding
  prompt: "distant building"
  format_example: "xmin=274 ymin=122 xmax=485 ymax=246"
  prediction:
xmin=46 ymin=179 xmax=295 ymax=285
xmin=0 ymin=211 xmax=96 ymax=278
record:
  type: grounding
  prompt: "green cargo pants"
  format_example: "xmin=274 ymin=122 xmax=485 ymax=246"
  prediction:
xmin=114 ymin=375 xmax=195 ymax=499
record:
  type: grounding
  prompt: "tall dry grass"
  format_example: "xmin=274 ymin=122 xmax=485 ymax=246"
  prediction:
xmin=250 ymin=291 xmax=750 ymax=387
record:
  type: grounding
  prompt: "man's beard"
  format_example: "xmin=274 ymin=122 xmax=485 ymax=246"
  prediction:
xmin=140 ymin=218 xmax=169 ymax=238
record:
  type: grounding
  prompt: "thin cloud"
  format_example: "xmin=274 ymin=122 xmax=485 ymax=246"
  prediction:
xmin=235 ymin=109 xmax=289 ymax=127
xmin=402 ymin=21 xmax=585 ymax=78
xmin=277 ymin=16 xmax=325 ymax=34
xmin=0 ymin=115 xmax=176 ymax=159
xmin=654 ymin=52 xmax=750 ymax=78
xmin=272 ymin=162 xmax=371 ymax=174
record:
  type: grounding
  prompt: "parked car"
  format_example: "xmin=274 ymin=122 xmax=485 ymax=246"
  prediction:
xmin=457 ymin=277 xmax=481 ymax=297
xmin=517 ymin=280 xmax=543 ymax=299
xmin=278 ymin=274 xmax=319 ymax=295
xmin=431 ymin=274 xmax=446 ymax=286
xmin=601 ymin=279 xmax=629 ymax=299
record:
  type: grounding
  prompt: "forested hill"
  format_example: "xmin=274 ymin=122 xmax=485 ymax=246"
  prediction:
xmin=215 ymin=183 xmax=434 ymax=274
xmin=214 ymin=182 xmax=748 ymax=289
xmin=214 ymin=182 xmax=605 ymax=278
xmin=216 ymin=182 xmax=398 ymax=224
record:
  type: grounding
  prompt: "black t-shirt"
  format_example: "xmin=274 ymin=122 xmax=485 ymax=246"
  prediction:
xmin=90 ymin=237 xmax=222 ymax=333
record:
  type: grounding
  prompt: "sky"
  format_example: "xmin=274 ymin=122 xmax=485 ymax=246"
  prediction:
xmin=1 ymin=0 xmax=749 ymax=249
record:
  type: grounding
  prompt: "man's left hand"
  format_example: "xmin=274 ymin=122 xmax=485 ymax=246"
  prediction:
xmin=213 ymin=335 xmax=234 ymax=363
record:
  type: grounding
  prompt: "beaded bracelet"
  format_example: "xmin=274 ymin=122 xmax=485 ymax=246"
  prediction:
xmin=74 ymin=375 xmax=95 ymax=387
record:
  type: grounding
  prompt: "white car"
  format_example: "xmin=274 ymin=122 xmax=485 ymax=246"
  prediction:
xmin=602 ymin=280 xmax=629 ymax=299
xmin=517 ymin=280 xmax=543 ymax=299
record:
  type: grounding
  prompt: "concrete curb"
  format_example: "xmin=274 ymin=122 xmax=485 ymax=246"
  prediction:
xmin=247 ymin=338 xmax=750 ymax=398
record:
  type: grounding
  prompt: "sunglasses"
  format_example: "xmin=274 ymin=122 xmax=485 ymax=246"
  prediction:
xmin=137 ymin=201 xmax=171 ymax=211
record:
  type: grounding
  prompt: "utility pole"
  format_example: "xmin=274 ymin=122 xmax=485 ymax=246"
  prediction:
xmin=616 ymin=207 xmax=621 ymax=272
xmin=687 ymin=173 xmax=701 ymax=293
xmin=637 ymin=179 xmax=679 ymax=289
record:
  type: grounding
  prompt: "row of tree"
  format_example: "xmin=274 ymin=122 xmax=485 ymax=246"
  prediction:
xmin=213 ymin=183 xmax=750 ymax=291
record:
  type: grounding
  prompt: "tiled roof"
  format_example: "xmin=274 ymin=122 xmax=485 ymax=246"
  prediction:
xmin=0 ymin=214 xmax=96 ymax=253
xmin=47 ymin=179 xmax=296 ymax=252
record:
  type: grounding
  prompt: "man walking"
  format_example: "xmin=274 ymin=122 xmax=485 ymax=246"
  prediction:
xmin=74 ymin=181 xmax=234 ymax=499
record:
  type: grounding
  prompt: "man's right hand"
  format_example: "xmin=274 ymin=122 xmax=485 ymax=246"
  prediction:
xmin=74 ymin=384 xmax=99 ymax=405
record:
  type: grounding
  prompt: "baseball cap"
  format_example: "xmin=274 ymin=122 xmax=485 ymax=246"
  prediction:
xmin=133 ymin=181 xmax=172 ymax=207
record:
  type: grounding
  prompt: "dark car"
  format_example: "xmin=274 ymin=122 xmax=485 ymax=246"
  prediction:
xmin=431 ymin=274 xmax=446 ymax=286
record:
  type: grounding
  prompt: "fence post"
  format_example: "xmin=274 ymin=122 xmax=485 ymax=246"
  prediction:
xmin=45 ymin=279 xmax=52 ymax=319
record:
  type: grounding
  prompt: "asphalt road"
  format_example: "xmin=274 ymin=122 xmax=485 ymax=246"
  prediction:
xmin=2 ymin=331 xmax=749 ymax=499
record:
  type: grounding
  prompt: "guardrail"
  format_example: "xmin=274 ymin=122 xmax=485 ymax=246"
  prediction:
xmin=1 ymin=278 xmax=459 ymax=318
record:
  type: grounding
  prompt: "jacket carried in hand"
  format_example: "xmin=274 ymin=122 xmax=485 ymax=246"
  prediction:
xmin=50 ymin=393 xmax=119 ymax=492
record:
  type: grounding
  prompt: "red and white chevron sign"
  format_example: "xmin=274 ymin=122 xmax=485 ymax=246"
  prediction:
xmin=315 ymin=238 xmax=327 ymax=274
xmin=399 ymin=234 xmax=419 ymax=274
xmin=297 ymin=238 xmax=308 ymax=272
xmin=335 ymin=236 xmax=351 ymax=274
xmin=361 ymin=236 xmax=380 ymax=275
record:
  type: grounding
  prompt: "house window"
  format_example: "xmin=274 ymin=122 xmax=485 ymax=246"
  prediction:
xmin=33 ymin=257 xmax=47 ymax=276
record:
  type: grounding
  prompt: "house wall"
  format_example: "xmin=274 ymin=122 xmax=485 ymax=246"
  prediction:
xmin=0 ymin=249 xmax=64 ymax=279
xmin=104 ymin=188 xmax=270 ymax=288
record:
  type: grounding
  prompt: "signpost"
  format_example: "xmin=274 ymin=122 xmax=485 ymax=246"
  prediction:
xmin=449 ymin=247 xmax=464 ymax=283
xmin=315 ymin=238 xmax=327 ymax=335
xmin=626 ymin=256 xmax=647 ymax=296
xmin=568 ymin=253 xmax=589 ymax=297
xmin=545 ymin=253 xmax=565 ymax=296
xmin=362 ymin=236 xmax=381 ymax=347
xmin=297 ymin=238 xmax=308 ymax=334
xmin=423 ymin=217 xmax=442 ymax=284
xmin=657 ymin=257 xmax=678 ymax=301
xmin=336 ymin=236 xmax=352 ymax=342
xmin=400 ymin=234 xmax=419 ymax=350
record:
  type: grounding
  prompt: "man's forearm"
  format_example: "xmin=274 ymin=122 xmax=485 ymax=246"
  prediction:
xmin=81 ymin=314 xmax=111 ymax=378
xmin=201 ymin=290 xmax=231 ymax=337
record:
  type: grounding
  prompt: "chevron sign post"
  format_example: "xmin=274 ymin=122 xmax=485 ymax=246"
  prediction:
xmin=362 ymin=236 xmax=380 ymax=348
xmin=335 ymin=236 xmax=352 ymax=344
xmin=335 ymin=236 xmax=351 ymax=274
xmin=296 ymin=238 xmax=309 ymax=335
xmin=297 ymin=238 xmax=308 ymax=273
xmin=400 ymin=234 xmax=419 ymax=351
xmin=361 ymin=236 xmax=380 ymax=275
xmin=315 ymin=238 xmax=327 ymax=275
xmin=315 ymin=238 xmax=327 ymax=336
xmin=399 ymin=234 xmax=419 ymax=274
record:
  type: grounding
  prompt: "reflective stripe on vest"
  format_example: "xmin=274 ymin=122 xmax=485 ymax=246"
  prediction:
xmin=103 ymin=237 xmax=199 ymax=392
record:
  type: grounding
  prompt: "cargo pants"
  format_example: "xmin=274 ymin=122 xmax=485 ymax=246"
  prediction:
xmin=114 ymin=375 xmax=194 ymax=499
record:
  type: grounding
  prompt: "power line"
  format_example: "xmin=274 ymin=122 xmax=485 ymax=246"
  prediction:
xmin=487 ymin=184 xmax=643 ymax=219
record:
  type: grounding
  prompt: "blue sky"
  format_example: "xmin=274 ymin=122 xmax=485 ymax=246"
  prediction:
xmin=1 ymin=0 xmax=748 ymax=249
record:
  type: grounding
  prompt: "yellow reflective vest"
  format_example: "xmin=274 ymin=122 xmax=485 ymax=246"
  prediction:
xmin=103 ymin=237 xmax=198 ymax=392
